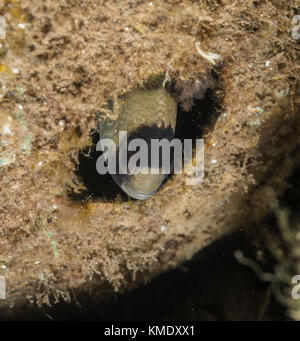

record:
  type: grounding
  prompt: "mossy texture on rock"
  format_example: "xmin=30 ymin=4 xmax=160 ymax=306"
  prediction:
xmin=0 ymin=0 xmax=299 ymax=317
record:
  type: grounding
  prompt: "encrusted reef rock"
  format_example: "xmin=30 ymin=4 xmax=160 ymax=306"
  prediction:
xmin=0 ymin=0 xmax=299 ymax=315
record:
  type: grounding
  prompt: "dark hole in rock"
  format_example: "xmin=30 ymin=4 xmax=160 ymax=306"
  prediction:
xmin=71 ymin=86 xmax=221 ymax=202
xmin=175 ymin=87 xmax=220 ymax=140
xmin=72 ymin=131 xmax=129 ymax=202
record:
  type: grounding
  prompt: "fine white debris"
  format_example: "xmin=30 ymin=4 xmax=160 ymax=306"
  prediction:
xmin=195 ymin=42 xmax=221 ymax=65
xmin=2 ymin=124 xmax=12 ymax=135
xmin=12 ymin=68 xmax=19 ymax=74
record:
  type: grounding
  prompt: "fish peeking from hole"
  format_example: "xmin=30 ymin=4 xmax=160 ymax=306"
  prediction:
xmin=97 ymin=87 xmax=178 ymax=200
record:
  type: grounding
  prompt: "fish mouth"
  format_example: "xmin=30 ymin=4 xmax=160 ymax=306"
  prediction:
xmin=120 ymin=183 xmax=158 ymax=200
xmin=111 ymin=171 xmax=167 ymax=200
